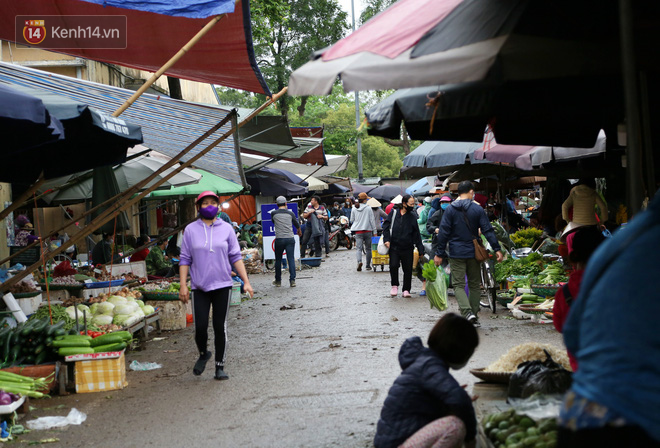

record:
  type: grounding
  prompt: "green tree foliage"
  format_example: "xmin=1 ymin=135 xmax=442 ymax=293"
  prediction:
xmin=297 ymin=102 xmax=402 ymax=178
xmin=251 ymin=0 xmax=348 ymax=117
xmin=359 ymin=0 xmax=397 ymax=25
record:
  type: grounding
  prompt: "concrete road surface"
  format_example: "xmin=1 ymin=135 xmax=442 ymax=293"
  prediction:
xmin=19 ymin=248 xmax=564 ymax=447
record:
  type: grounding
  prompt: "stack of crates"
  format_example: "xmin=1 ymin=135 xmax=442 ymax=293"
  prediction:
xmin=371 ymin=236 xmax=389 ymax=267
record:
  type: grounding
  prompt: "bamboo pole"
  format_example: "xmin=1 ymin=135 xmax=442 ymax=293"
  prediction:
xmin=112 ymin=14 xmax=226 ymax=118
xmin=0 ymin=174 xmax=45 ymax=221
xmin=1 ymin=88 xmax=287 ymax=291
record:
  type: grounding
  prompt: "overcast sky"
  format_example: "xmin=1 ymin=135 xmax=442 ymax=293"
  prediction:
xmin=336 ymin=0 xmax=367 ymax=29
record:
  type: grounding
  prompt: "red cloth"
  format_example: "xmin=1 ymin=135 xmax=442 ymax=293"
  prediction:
xmin=385 ymin=203 xmax=395 ymax=214
xmin=0 ymin=0 xmax=270 ymax=94
xmin=553 ymin=269 xmax=585 ymax=372
xmin=130 ymin=248 xmax=150 ymax=262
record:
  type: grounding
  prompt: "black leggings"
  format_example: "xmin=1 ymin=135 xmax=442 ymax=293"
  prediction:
xmin=389 ymin=247 xmax=414 ymax=292
xmin=192 ymin=288 xmax=230 ymax=366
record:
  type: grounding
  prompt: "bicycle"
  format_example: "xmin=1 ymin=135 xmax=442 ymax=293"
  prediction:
xmin=479 ymin=254 xmax=498 ymax=313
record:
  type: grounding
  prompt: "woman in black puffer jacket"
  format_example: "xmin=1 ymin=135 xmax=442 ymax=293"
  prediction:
xmin=374 ymin=314 xmax=479 ymax=448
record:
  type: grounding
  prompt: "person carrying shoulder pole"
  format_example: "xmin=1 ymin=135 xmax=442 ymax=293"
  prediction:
xmin=272 ymin=196 xmax=301 ymax=287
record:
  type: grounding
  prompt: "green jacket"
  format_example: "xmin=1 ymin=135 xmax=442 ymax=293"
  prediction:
xmin=417 ymin=204 xmax=432 ymax=238
xmin=145 ymin=247 xmax=171 ymax=275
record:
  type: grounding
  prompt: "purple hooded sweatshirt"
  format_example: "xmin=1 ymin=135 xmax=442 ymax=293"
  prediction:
xmin=179 ymin=218 xmax=242 ymax=292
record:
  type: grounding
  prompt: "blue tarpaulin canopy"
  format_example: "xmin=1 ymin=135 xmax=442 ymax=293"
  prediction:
xmin=78 ymin=0 xmax=235 ymax=18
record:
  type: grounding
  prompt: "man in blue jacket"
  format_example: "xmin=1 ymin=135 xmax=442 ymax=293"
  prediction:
xmin=434 ymin=181 xmax=502 ymax=327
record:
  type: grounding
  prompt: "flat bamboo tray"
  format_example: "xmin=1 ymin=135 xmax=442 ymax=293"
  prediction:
xmin=469 ymin=368 xmax=513 ymax=384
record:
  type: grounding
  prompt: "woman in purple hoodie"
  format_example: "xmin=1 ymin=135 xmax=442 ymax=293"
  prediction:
xmin=179 ymin=191 xmax=253 ymax=380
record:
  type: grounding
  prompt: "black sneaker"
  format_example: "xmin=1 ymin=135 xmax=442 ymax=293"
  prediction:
xmin=290 ymin=280 xmax=296 ymax=287
xmin=480 ymin=300 xmax=489 ymax=308
xmin=214 ymin=367 xmax=229 ymax=381
xmin=193 ymin=351 xmax=212 ymax=376
xmin=366 ymin=265 xmax=372 ymax=271
xmin=272 ymin=280 xmax=281 ymax=287
xmin=357 ymin=262 xmax=363 ymax=272
xmin=466 ymin=313 xmax=481 ymax=328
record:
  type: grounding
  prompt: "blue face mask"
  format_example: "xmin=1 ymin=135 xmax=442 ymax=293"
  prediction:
xmin=441 ymin=203 xmax=450 ymax=210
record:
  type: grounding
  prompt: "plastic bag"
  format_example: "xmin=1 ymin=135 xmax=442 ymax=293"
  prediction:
xmin=26 ymin=408 xmax=86 ymax=430
xmin=508 ymin=350 xmax=572 ymax=399
xmin=425 ymin=268 xmax=448 ymax=312
xmin=508 ymin=394 xmax=564 ymax=420
xmin=129 ymin=360 xmax=162 ymax=371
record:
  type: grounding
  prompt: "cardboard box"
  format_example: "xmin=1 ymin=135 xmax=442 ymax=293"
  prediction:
xmin=75 ymin=352 xmax=127 ymax=393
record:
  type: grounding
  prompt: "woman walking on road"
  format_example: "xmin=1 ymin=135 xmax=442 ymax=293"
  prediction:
xmin=179 ymin=191 xmax=253 ymax=380
xmin=382 ymin=194 xmax=424 ymax=298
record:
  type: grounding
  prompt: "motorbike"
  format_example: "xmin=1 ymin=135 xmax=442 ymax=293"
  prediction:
xmin=328 ymin=216 xmax=352 ymax=251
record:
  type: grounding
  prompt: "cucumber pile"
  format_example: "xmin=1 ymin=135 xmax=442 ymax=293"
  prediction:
xmin=0 ymin=318 xmax=69 ymax=367
xmin=54 ymin=331 xmax=132 ymax=357
xmin=519 ymin=294 xmax=545 ymax=305
xmin=483 ymin=409 xmax=557 ymax=448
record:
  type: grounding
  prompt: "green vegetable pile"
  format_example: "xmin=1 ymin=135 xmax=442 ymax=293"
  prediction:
xmin=31 ymin=305 xmax=76 ymax=330
xmin=0 ymin=317 xmax=74 ymax=368
xmin=483 ymin=409 xmax=557 ymax=448
xmin=510 ymin=228 xmax=544 ymax=248
xmin=165 ymin=282 xmax=180 ymax=292
xmin=535 ymin=263 xmax=568 ymax=285
xmin=494 ymin=257 xmax=544 ymax=284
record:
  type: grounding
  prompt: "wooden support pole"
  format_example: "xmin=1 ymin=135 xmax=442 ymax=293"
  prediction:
xmin=1 ymin=87 xmax=287 ymax=292
xmin=112 ymin=15 xmax=226 ymax=118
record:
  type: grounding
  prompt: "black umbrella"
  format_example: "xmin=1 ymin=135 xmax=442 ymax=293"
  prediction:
xmin=245 ymin=176 xmax=306 ymax=197
xmin=92 ymin=166 xmax=132 ymax=235
xmin=0 ymin=83 xmax=64 ymax=153
xmin=0 ymin=85 xmax=142 ymax=183
xmin=366 ymin=77 xmax=622 ymax=148
xmin=368 ymin=184 xmax=407 ymax=202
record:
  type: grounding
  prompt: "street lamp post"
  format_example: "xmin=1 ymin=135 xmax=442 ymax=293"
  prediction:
xmin=351 ymin=0 xmax=363 ymax=181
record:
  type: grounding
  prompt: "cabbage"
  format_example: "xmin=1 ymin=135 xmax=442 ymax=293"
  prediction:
xmin=107 ymin=296 xmax=127 ymax=306
xmin=133 ymin=308 xmax=145 ymax=318
xmin=98 ymin=302 xmax=115 ymax=315
xmin=136 ymin=300 xmax=145 ymax=308
xmin=76 ymin=304 xmax=90 ymax=313
xmin=89 ymin=303 xmax=99 ymax=315
xmin=113 ymin=313 xmax=141 ymax=327
xmin=66 ymin=306 xmax=90 ymax=322
xmin=141 ymin=305 xmax=155 ymax=315
xmin=126 ymin=297 xmax=136 ymax=303
xmin=115 ymin=303 xmax=138 ymax=315
xmin=92 ymin=315 xmax=113 ymax=326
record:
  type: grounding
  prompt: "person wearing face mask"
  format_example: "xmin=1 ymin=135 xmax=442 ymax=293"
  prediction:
xmin=91 ymin=233 xmax=122 ymax=265
xmin=434 ymin=182 xmax=503 ymax=327
xmin=145 ymin=228 xmax=173 ymax=276
xmin=341 ymin=198 xmax=354 ymax=220
xmin=374 ymin=313 xmax=479 ymax=448
xmin=178 ymin=191 xmax=254 ymax=381
xmin=382 ymin=194 xmax=425 ymax=298
xmin=426 ymin=195 xmax=453 ymax=256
